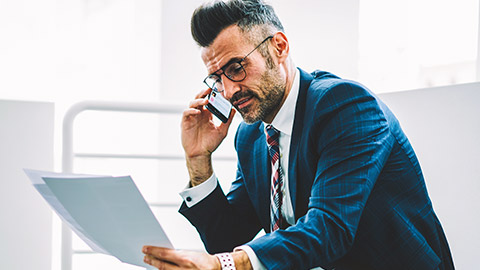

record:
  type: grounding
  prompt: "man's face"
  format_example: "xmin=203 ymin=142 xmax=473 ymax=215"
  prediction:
xmin=201 ymin=26 xmax=286 ymax=124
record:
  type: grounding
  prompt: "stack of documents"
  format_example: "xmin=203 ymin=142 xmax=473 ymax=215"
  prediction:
xmin=24 ymin=169 xmax=173 ymax=268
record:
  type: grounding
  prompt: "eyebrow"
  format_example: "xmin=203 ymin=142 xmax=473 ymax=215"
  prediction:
xmin=211 ymin=56 xmax=244 ymax=76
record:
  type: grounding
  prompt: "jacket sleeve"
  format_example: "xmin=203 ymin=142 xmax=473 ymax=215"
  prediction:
xmin=247 ymin=82 xmax=395 ymax=270
xmin=179 ymin=163 xmax=263 ymax=253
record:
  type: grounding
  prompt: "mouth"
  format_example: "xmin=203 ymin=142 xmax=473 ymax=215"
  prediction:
xmin=231 ymin=90 xmax=258 ymax=111
xmin=234 ymin=96 xmax=253 ymax=110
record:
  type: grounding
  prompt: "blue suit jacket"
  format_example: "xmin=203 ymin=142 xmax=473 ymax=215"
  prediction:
xmin=180 ymin=69 xmax=454 ymax=270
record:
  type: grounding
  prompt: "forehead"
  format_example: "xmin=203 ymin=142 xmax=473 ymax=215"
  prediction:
xmin=201 ymin=25 xmax=250 ymax=74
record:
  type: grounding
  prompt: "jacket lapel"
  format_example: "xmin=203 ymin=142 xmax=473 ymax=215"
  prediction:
xmin=288 ymin=69 xmax=314 ymax=220
xmin=256 ymin=122 xmax=272 ymax=230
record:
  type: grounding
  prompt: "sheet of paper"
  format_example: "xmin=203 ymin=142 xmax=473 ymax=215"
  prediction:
xmin=24 ymin=169 xmax=109 ymax=254
xmin=24 ymin=169 xmax=173 ymax=268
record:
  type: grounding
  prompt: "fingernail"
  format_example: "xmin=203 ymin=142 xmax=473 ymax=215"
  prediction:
xmin=144 ymin=256 xmax=150 ymax=263
xmin=142 ymin=246 xmax=148 ymax=253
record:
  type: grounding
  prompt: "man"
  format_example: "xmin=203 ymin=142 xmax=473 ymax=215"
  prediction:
xmin=143 ymin=0 xmax=455 ymax=269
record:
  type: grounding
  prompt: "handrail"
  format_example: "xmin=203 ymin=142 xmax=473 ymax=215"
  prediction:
xmin=62 ymin=101 xmax=185 ymax=172
xmin=74 ymin=152 xmax=237 ymax=161
xmin=61 ymin=101 xmax=185 ymax=270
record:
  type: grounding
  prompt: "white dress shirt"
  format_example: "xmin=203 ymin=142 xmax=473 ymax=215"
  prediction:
xmin=180 ymin=69 xmax=300 ymax=270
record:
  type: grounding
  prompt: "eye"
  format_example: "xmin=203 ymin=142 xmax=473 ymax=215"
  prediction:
xmin=225 ymin=62 xmax=244 ymax=78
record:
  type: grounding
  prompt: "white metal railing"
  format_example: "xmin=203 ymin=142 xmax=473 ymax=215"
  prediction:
xmin=61 ymin=101 xmax=235 ymax=270
xmin=61 ymin=101 xmax=184 ymax=270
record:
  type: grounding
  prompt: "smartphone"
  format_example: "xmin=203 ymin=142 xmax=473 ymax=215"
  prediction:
xmin=205 ymin=90 xmax=232 ymax=123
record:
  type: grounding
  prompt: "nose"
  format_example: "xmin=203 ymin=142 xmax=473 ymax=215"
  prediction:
xmin=221 ymin=75 xmax=241 ymax=101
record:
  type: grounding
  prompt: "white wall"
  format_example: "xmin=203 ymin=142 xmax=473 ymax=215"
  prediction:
xmin=379 ymin=83 xmax=480 ymax=269
xmin=0 ymin=100 xmax=54 ymax=270
xmin=477 ymin=0 xmax=480 ymax=81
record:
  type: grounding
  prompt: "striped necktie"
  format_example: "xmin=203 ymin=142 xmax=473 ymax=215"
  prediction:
xmin=265 ymin=124 xmax=287 ymax=231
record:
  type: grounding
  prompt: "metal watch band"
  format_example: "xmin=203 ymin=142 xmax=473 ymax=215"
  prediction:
xmin=215 ymin=252 xmax=236 ymax=270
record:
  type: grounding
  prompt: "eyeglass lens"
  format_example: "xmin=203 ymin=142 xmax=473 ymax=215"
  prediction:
xmin=206 ymin=62 xmax=246 ymax=92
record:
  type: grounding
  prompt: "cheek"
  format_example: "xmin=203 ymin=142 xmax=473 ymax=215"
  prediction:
xmin=244 ymin=56 xmax=268 ymax=79
xmin=243 ymin=67 xmax=265 ymax=88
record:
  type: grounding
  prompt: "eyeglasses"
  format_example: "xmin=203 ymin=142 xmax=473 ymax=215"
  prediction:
xmin=203 ymin=35 xmax=274 ymax=93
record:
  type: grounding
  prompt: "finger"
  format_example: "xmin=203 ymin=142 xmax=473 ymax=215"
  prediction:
xmin=144 ymin=255 xmax=181 ymax=270
xmin=194 ymin=88 xmax=212 ymax=99
xmin=182 ymin=108 xmax=202 ymax=118
xmin=143 ymin=246 xmax=188 ymax=266
xmin=189 ymin=98 xmax=209 ymax=109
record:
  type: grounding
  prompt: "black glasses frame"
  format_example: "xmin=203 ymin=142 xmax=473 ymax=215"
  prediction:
xmin=203 ymin=35 xmax=274 ymax=92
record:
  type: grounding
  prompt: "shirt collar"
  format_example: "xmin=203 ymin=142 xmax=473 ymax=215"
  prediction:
xmin=265 ymin=68 xmax=300 ymax=136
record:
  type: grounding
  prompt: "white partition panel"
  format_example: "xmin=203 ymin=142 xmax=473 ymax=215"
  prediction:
xmin=0 ymin=100 xmax=54 ymax=270
xmin=379 ymin=82 xmax=480 ymax=269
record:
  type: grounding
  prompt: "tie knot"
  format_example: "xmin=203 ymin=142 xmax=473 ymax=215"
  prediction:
xmin=265 ymin=124 xmax=280 ymax=147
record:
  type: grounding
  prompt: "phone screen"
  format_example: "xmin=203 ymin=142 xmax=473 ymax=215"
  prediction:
xmin=205 ymin=91 xmax=232 ymax=123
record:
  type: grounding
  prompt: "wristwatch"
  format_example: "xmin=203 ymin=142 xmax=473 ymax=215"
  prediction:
xmin=215 ymin=252 xmax=236 ymax=270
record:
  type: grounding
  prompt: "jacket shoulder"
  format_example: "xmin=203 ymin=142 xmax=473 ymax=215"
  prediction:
xmin=304 ymin=70 xmax=377 ymax=115
xmin=309 ymin=70 xmax=372 ymax=98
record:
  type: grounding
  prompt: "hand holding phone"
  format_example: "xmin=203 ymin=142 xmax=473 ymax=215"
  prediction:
xmin=205 ymin=90 xmax=232 ymax=123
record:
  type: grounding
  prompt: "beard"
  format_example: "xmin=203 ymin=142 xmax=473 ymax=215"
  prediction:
xmin=231 ymin=64 xmax=286 ymax=124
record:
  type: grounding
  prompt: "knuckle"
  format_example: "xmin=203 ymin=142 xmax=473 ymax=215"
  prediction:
xmin=152 ymin=259 xmax=164 ymax=270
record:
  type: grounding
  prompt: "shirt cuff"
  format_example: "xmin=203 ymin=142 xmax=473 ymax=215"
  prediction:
xmin=179 ymin=173 xmax=218 ymax=208
xmin=234 ymin=245 xmax=266 ymax=270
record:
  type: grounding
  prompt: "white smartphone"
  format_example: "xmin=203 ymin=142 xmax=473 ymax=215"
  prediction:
xmin=205 ymin=91 xmax=232 ymax=123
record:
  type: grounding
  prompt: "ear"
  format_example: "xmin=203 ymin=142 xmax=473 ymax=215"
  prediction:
xmin=270 ymin=32 xmax=289 ymax=64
